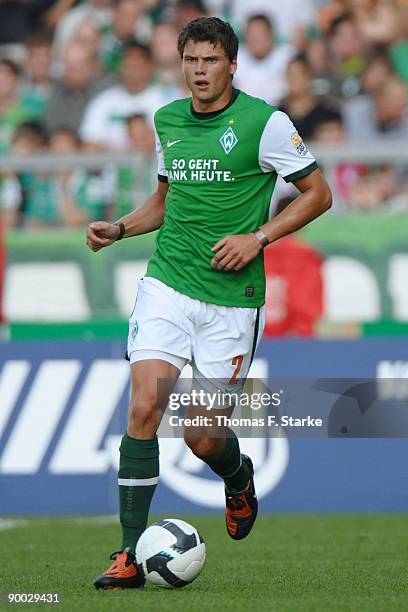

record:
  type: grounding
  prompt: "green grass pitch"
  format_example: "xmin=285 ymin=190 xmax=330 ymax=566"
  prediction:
xmin=1 ymin=515 xmax=408 ymax=611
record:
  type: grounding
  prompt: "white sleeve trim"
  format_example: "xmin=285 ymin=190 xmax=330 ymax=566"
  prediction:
xmin=155 ymin=126 xmax=168 ymax=178
xmin=259 ymin=110 xmax=317 ymax=181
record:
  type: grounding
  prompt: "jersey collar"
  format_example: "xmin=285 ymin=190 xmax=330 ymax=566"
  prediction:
xmin=190 ymin=88 xmax=240 ymax=120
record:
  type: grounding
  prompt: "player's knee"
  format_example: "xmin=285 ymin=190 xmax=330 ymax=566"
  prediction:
xmin=184 ymin=432 xmax=219 ymax=459
xmin=128 ymin=391 xmax=159 ymax=438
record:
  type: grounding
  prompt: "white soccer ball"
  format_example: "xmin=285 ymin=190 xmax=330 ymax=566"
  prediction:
xmin=136 ymin=518 xmax=206 ymax=588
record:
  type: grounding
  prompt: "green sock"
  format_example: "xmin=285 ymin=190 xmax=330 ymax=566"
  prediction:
xmin=205 ymin=429 xmax=250 ymax=493
xmin=118 ymin=432 xmax=159 ymax=553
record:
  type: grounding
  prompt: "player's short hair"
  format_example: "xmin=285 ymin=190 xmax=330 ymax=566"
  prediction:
xmin=246 ymin=14 xmax=273 ymax=32
xmin=177 ymin=17 xmax=239 ymax=62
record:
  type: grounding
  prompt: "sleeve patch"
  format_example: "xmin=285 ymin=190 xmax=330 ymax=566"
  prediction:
xmin=258 ymin=110 xmax=317 ymax=178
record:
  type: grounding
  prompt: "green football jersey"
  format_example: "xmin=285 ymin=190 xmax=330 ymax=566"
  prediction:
xmin=146 ymin=89 xmax=317 ymax=307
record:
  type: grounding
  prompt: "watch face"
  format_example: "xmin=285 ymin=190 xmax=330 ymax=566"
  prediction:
xmin=255 ymin=230 xmax=268 ymax=246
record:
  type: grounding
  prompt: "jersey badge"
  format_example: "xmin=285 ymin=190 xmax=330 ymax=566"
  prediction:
xmin=291 ymin=132 xmax=308 ymax=156
xmin=219 ymin=126 xmax=238 ymax=155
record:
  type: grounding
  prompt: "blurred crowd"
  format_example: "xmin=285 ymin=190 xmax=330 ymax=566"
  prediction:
xmin=0 ymin=0 xmax=408 ymax=229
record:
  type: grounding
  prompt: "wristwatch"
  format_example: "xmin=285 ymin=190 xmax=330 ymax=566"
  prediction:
xmin=114 ymin=221 xmax=126 ymax=241
xmin=253 ymin=227 xmax=269 ymax=248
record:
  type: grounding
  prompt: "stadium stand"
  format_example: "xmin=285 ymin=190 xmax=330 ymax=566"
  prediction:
xmin=0 ymin=0 xmax=407 ymax=331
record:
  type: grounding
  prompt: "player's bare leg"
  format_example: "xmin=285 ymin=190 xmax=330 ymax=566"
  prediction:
xmin=94 ymin=359 xmax=180 ymax=589
xmin=184 ymin=401 xmax=258 ymax=540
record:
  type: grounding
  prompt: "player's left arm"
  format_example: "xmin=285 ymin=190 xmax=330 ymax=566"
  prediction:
xmin=212 ymin=109 xmax=332 ymax=272
xmin=260 ymin=167 xmax=332 ymax=244
xmin=211 ymin=168 xmax=332 ymax=271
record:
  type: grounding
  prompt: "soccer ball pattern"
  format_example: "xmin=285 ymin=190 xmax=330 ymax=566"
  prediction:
xmin=136 ymin=518 xmax=206 ymax=588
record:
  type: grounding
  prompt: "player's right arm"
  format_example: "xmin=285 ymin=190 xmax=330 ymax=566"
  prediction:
xmin=86 ymin=180 xmax=168 ymax=253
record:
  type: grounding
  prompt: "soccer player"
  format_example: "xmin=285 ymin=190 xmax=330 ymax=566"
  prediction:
xmin=87 ymin=17 xmax=332 ymax=589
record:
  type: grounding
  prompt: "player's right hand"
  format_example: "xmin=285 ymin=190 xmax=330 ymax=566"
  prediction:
xmin=86 ymin=221 xmax=120 ymax=252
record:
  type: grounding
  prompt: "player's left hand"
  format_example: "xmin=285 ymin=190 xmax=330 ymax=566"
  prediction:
xmin=211 ymin=233 xmax=262 ymax=271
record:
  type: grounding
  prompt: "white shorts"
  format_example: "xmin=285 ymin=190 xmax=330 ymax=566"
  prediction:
xmin=127 ymin=277 xmax=264 ymax=393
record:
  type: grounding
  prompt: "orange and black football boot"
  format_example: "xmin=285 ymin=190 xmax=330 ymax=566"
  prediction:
xmin=225 ymin=454 xmax=258 ymax=540
xmin=94 ymin=550 xmax=145 ymax=589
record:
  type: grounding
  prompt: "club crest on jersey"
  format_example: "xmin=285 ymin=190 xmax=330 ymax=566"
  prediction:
xmin=219 ymin=126 xmax=238 ymax=155
xmin=291 ymin=132 xmax=308 ymax=156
